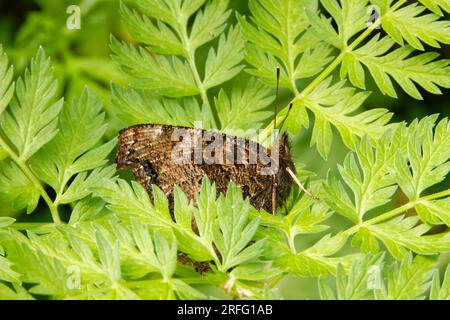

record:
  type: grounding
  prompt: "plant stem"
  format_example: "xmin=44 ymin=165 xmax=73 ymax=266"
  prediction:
xmin=265 ymin=0 xmax=409 ymax=136
xmin=293 ymin=0 xmax=407 ymax=101
xmin=344 ymin=188 xmax=450 ymax=236
xmin=285 ymin=228 xmax=297 ymax=254
xmin=0 ymin=136 xmax=61 ymax=224
xmin=284 ymin=0 xmax=300 ymax=96
xmin=10 ymin=222 xmax=54 ymax=230
xmin=177 ymin=19 xmax=217 ymax=128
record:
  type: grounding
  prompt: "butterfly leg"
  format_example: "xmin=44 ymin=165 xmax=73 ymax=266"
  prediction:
xmin=271 ymin=176 xmax=277 ymax=215
xmin=286 ymin=167 xmax=320 ymax=200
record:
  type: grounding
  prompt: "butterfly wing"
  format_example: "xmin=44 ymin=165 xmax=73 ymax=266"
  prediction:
xmin=116 ymin=124 xmax=205 ymax=201
xmin=116 ymin=124 xmax=294 ymax=212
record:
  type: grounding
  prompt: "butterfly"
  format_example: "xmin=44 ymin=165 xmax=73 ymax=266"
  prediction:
xmin=115 ymin=68 xmax=317 ymax=214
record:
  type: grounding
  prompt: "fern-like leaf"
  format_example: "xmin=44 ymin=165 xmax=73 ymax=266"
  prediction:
xmin=374 ymin=253 xmax=435 ymax=300
xmin=293 ymin=78 xmax=392 ymax=159
xmin=418 ymin=0 xmax=450 ymax=15
xmin=392 ymin=116 xmax=450 ymax=225
xmin=30 ymin=88 xmax=116 ymax=206
xmin=0 ymin=160 xmax=40 ymax=213
xmin=111 ymin=38 xmax=199 ymax=97
xmin=320 ymin=253 xmax=436 ymax=300
xmin=239 ymin=0 xmax=330 ymax=90
xmin=364 ymin=215 xmax=450 ymax=260
xmin=318 ymin=254 xmax=384 ymax=300
xmin=324 ymin=130 xmax=405 ymax=222
xmin=1 ymin=47 xmax=63 ymax=161
xmin=0 ymin=45 xmax=14 ymax=115
xmin=216 ymin=78 xmax=273 ymax=133
xmin=380 ymin=2 xmax=450 ymax=50
xmin=343 ymin=35 xmax=450 ymax=99
xmin=430 ymin=265 xmax=450 ymax=300
xmin=111 ymin=84 xmax=209 ymax=128
xmin=308 ymin=0 xmax=370 ymax=49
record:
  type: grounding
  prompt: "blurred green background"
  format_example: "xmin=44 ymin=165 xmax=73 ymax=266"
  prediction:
xmin=0 ymin=0 xmax=448 ymax=299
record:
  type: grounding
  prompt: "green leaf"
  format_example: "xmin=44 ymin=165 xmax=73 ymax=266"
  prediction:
xmin=212 ymin=182 xmax=264 ymax=271
xmin=290 ymin=202 xmax=332 ymax=235
xmin=324 ymin=131 xmax=403 ymax=222
xmin=120 ymin=3 xmax=184 ymax=56
xmin=0 ymin=217 xmax=15 ymax=228
xmin=430 ymin=265 xmax=450 ymax=300
xmin=239 ymin=0 xmax=329 ymax=88
xmin=0 ymin=237 xmax=21 ymax=283
xmin=306 ymin=7 xmax=341 ymax=49
xmin=136 ymin=0 xmax=208 ymax=34
xmin=92 ymin=178 xmax=173 ymax=232
xmin=347 ymin=35 xmax=450 ymax=99
xmin=110 ymin=37 xmax=199 ymax=97
xmin=367 ymin=215 xmax=450 ymax=260
xmin=258 ymin=186 xmax=332 ymax=253
xmin=415 ymin=197 xmax=450 ymax=227
xmin=230 ymin=262 xmax=283 ymax=282
xmin=171 ymin=186 xmax=215 ymax=261
xmin=96 ymin=230 xmax=121 ymax=282
xmin=302 ymin=77 xmax=392 ymax=159
xmin=68 ymin=197 xmax=106 ymax=225
xmin=111 ymin=84 xmax=206 ymax=127
xmin=135 ymin=0 xmax=185 ymax=28
xmin=418 ymin=0 xmax=450 ymax=15
xmin=216 ymin=78 xmax=273 ymax=133
xmin=381 ymin=3 xmax=450 ymax=50
xmin=0 ymin=45 xmax=14 ymax=115
xmin=351 ymin=227 xmax=380 ymax=254
xmin=2 ymin=222 xmax=191 ymax=299
xmin=0 ymin=160 xmax=40 ymax=213
xmin=151 ymin=231 xmax=177 ymax=279
xmin=0 ymin=283 xmax=34 ymax=300
xmin=203 ymin=25 xmax=244 ymax=90
xmin=1 ymin=47 xmax=63 ymax=161
xmin=314 ymin=0 xmax=370 ymax=48
xmin=60 ymin=221 xmax=158 ymax=279
xmin=57 ymin=165 xmax=116 ymax=205
xmin=320 ymin=253 xmax=438 ymax=300
xmin=393 ymin=117 xmax=449 ymax=200
xmin=319 ymin=254 xmax=384 ymax=300
xmin=374 ymin=253 xmax=435 ymax=300
xmin=190 ymin=0 xmax=231 ymax=50
xmin=30 ymin=88 xmax=115 ymax=205
xmin=323 ymin=171 xmax=358 ymax=223
xmin=285 ymin=233 xmax=360 ymax=277
xmin=172 ymin=279 xmax=207 ymax=300
xmin=194 ymin=177 xmax=218 ymax=246
xmin=2 ymin=230 xmax=73 ymax=297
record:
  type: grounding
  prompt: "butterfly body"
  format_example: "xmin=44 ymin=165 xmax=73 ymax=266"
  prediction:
xmin=116 ymin=124 xmax=295 ymax=212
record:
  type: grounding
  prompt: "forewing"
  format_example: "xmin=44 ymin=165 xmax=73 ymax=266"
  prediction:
xmin=116 ymin=124 xmax=204 ymax=199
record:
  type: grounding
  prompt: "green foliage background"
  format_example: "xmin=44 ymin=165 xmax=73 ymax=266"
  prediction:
xmin=0 ymin=0 xmax=449 ymax=299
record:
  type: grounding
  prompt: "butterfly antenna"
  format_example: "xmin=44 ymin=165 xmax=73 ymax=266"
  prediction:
xmin=274 ymin=67 xmax=281 ymax=132
xmin=286 ymin=167 xmax=320 ymax=200
xmin=278 ymin=102 xmax=293 ymax=133
xmin=271 ymin=67 xmax=281 ymax=215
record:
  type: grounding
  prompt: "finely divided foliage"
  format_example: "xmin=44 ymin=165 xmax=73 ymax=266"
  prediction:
xmin=0 ymin=0 xmax=448 ymax=300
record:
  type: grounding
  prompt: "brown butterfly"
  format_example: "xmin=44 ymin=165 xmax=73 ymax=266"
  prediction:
xmin=115 ymin=68 xmax=317 ymax=214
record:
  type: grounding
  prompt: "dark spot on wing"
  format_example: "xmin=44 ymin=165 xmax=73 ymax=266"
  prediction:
xmin=242 ymin=185 xmax=250 ymax=199
xmin=141 ymin=160 xmax=158 ymax=183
